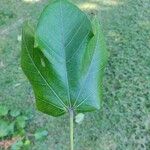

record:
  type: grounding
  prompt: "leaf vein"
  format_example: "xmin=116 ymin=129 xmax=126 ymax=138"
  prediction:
xmin=23 ymin=35 xmax=67 ymax=110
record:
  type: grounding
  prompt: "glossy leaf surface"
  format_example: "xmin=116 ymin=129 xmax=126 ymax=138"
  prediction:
xmin=21 ymin=0 xmax=108 ymax=117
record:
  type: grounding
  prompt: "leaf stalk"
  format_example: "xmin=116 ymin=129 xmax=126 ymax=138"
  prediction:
xmin=69 ymin=108 xmax=74 ymax=150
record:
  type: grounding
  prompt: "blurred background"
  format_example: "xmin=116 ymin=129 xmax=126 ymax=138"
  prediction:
xmin=0 ymin=0 xmax=150 ymax=149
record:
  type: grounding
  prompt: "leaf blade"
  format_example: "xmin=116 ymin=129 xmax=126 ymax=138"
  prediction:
xmin=21 ymin=23 xmax=67 ymax=116
xmin=21 ymin=1 xmax=108 ymax=116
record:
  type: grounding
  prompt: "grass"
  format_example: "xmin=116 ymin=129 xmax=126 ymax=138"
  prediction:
xmin=0 ymin=0 xmax=150 ymax=149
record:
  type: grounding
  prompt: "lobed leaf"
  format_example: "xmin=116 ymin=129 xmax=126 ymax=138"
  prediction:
xmin=21 ymin=0 xmax=108 ymax=117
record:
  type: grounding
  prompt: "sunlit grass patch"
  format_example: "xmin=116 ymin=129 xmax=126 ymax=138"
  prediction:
xmin=102 ymin=0 xmax=123 ymax=6
xmin=78 ymin=2 xmax=99 ymax=11
xmin=23 ymin=0 xmax=41 ymax=3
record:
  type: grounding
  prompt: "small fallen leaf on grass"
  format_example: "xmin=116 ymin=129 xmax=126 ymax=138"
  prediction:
xmin=75 ymin=113 xmax=85 ymax=124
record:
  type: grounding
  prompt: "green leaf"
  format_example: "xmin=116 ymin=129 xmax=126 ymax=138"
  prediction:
xmin=0 ymin=120 xmax=15 ymax=138
xmin=8 ymin=122 xmax=15 ymax=134
xmin=16 ymin=116 xmax=28 ymax=129
xmin=10 ymin=109 xmax=20 ymax=117
xmin=16 ymin=129 xmax=26 ymax=136
xmin=34 ymin=130 xmax=48 ymax=140
xmin=21 ymin=0 xmax=108 ymax=117
xmin=24 ymin=139 xmax=31 ymax=146
xmin=0 ymin=120 xmax=9 ymax=138
xmin=11 ymin=140 xmax=23 ymax=150
xmin=0 ymin=105 xmax=9 ymax=116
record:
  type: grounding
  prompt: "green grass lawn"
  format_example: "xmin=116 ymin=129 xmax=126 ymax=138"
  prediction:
xmin=0 ymin=0 xmax=150 ymax=149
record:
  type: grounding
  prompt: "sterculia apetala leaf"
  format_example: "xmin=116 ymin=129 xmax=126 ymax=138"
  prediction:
xmin=21 ymin=0 xmax=108 ymax=117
